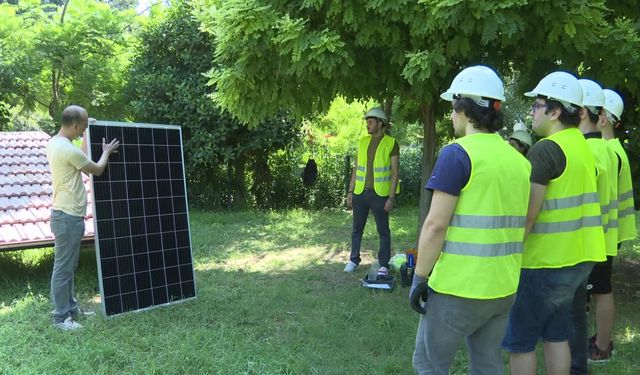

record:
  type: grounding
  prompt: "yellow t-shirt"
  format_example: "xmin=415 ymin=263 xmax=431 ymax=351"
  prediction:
xmin=46 ymin=136 xmax=90 ymax=217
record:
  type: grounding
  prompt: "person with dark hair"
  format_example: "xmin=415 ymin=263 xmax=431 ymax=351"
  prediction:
xmin=46 ymin=105 xmax=120 ymax=330
xmin=344 ymin=107 xmax=399 ymax=277
xmin=409 ymin=65 xmax=530 ymax=374
xmin=502 ymin=72 xmax=606 ymax=374
xmin=584 ymin=88 xmax=637 ymax=364
xmin=569 ymin=79 xmax=617 ymax=374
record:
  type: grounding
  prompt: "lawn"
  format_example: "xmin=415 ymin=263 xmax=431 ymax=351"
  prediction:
xmin=0 ymin=207 xmax=638 ymax=374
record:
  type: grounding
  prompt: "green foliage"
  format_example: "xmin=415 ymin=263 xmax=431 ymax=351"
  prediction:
xmin=126 ymin=0 xmax=300 ymax=209
xmin=0 ymin=1 xmax=47 ymax=122
xmin=0 ymin=0 xmax=136 ymax=127
xmin=264 ymin=150 xmax=347 ymax=210
xmin=196 ymin=0 xmax=640 ymax=221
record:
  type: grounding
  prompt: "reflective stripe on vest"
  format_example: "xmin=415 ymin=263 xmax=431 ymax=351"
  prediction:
xmin=523 ymin=128 xmax=606 ymax=268
xmin=542 ymin=192 xmax=599 ymax=210
xmin=531 ymin=215 xmax=602 ymax=233
xmin=443 ymin=241 xmax=523 ymax=257
xmin=353 ymin=135 xmax=395 ymax=196
xmin=428 ymin=133 xmax=530 ymax=299
xmin=608 ymin=139 xmax=637 ymax=243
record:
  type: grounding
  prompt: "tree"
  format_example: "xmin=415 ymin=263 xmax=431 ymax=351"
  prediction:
xmin=0 ymin=1 xmax=47 ymax=129
xmin=196 ymin=0 xmax=640 ymax=238
xmin=0 ymin=0 xmax=135 ymax=128
xmin=127 ymin=0 xmax=299 ymax=209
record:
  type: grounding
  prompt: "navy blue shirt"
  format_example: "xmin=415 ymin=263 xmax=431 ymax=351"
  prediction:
xmin=425 ymin=143 xmax=471 ymax=196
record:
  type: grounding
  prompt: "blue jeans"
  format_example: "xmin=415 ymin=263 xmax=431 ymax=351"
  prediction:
xmin=350 ymin=189 xmax=391 ymax=268
xmin=413 ymin=289 xmax=515 ymax=375
xmin=50 ymin=210 xmax=85 ymax=323
xmin=502 ymin=262 xmax=594 ymax=352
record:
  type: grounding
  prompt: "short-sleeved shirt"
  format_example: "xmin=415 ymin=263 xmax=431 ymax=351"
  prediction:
xmin=364 ymin=135 xmax=400 ymax=189
xmin=527 ymin=139 xmax=566 ymax=185
xmin=46 ymin=136 xmax=90 ymax=217
xmin=425 ymin=143 xmax=471 ymax=196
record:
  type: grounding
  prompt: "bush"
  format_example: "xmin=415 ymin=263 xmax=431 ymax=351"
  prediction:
xmin=397 ymin=145 xmax=422 ymax=206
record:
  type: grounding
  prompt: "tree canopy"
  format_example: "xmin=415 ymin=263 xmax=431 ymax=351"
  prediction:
xmin=196 ymin=0 xmax=640 ymax=229
xmin=127 ymin=0 xmax=300 ymax=209
xmin=0 ymin=0 xmax=134 ymax=130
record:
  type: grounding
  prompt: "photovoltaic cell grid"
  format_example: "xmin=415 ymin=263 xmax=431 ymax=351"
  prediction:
xmin=88 ymin=121 xmax=196 ymax=316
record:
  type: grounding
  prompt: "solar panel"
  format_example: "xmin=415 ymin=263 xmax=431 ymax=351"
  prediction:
xmin=88 ymin=121 xmax=196 ymax=316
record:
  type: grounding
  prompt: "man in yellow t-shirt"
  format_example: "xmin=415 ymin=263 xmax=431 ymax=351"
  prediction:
xmin=46 ymin=105 xmax=119 ymax=330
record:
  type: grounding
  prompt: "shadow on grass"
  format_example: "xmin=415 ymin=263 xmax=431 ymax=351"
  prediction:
xmin=189 ymin=207 xmax=420 ymax=264
xmin=0 ymin=246 xmax=99 ymax=307
xmin=0 ymin=256 xmax=420 ymax=374
xmin=0 ymin=243 xmax=639 ymax=374
xmin=2 ymin=210 xmax=637 ymax=374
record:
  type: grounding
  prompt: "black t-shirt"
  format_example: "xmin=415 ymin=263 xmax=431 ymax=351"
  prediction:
xmin=528 ymin=139 xmax=566 ymax=185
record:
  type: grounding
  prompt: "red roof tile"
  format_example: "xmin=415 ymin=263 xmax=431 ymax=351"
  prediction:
xmin=0 ymin=131 xmax=94 ymax=251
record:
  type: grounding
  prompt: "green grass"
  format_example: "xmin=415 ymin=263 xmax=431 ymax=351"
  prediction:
xmin=0 ymin=208 xmax=639 ymax=374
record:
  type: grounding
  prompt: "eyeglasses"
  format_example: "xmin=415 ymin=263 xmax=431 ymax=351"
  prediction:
xmin=531 ymin=102 xmax=547 ymax=112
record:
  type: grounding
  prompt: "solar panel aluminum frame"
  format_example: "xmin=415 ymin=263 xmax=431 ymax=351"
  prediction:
xmin=88 ymin=120 xmax=197 ymax=317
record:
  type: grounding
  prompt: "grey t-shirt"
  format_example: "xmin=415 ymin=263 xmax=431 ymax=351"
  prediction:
xmin=527 ymin=139 xmax=565 ymax=185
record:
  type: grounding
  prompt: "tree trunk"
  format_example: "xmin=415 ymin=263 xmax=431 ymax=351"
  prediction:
xmin=233 ymin=153 xmax=246 ymax=209
xmin=416 ymin=99 xmax=438 ymax=245
xmin=49 ymin=69 xmax=60 ymax=119
xmin=382 ymin=94 xmax=394 ymax=121
xmin=251 ymin=150 xmax=272 ymax=207
xmin=48 ymin=0 xmax=69 ymax=120
xmin=226 ymin=160 xmax=233 ymax=209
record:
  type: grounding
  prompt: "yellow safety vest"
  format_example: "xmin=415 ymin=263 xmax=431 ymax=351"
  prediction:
xmin=586 ymin=138 xmax=617 ymax=256
xmin=354 ymin=134 xmax=396 ymax=196
xmin=608 ymin=139 xmax=637 ymax=242
xmin=523 ymin=128 xmax=606 ymax=268
xmin=428 ymin=133 xmax=531 ymax=299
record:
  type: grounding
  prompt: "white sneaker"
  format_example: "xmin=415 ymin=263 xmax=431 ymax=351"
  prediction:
xmin=54 ymin=316 xmax=82 ymax=331
xmin=343 ymin=261 xmax=359 ymax=273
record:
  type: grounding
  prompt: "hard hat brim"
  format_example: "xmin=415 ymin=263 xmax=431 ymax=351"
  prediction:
xmin=440 ymin=92 xmax=454 ymax=101
xmin=441 ymin=91 xmax=505 ymax=102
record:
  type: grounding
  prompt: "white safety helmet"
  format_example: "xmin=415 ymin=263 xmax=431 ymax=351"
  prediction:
xmin=441 ymin=65 xmax=506 ymax=106
xmin=578 ymin=79 xmax=605 ymax=115
xmin=363 ymin=107 xmax=388 ymax=125
xmin=509 ymin=130 xmax=533 ymax=148
xmin=525 ymin=71 xmax=583 ymax=111
xmin=603 ymin=89 xmax=624 ymax=122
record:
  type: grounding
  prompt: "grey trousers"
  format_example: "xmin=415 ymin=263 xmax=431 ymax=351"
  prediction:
xmin=50 ymin=210 xmax=85 ymax=323
xmin=413 ymin=290 xmax=516 ymax=375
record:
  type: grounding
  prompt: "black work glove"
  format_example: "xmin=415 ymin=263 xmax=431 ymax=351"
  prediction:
xmin=409 ymin=274 xmax=428 ymax=314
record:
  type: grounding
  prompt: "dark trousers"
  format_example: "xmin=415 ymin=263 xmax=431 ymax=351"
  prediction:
xmin=350 ymin=189 xmax=391 ymax=268
xmin=569 ymin=265 xmax=594 ymax=375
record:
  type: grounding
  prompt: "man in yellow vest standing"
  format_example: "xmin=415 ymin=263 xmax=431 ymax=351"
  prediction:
xmin=502 ymin=72 xmax=606 ymax=374
xmin=585 ymin=88 xmax=637 ymax=363
xmin=409 ymin=65 xmax=530 ymax=374
xmin=569 ymin=78 xmax=615 ymax=374
xmin=344 ymin=107 xmax=399 ymax=277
